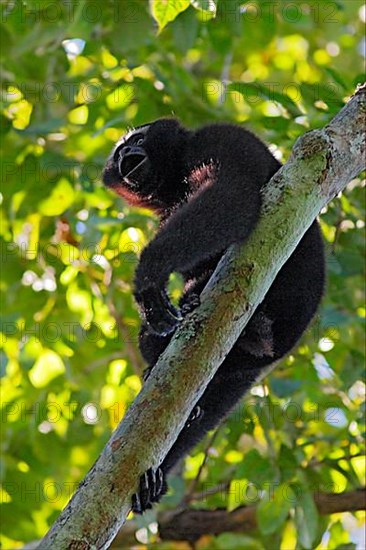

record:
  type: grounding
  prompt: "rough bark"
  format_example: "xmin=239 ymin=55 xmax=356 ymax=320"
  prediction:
xmin=39 ymin=84 xmax=365 ymax=549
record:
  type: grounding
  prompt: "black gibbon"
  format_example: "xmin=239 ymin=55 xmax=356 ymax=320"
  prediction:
xmin=103 ymin=118 xmax=325 ymax=513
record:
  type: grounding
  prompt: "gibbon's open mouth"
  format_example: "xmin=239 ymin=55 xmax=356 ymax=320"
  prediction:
xmin=118 ymin=146 xmax=148 ymax=182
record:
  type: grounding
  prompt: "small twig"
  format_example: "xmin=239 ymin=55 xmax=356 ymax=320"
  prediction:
xmin=84 ymin=352 xmax=127 ymax=374
xmin=107 ymin=298 xmax=145 ymax=377
xmin=182 ymin=428 xmax=221 ymax=506
xmin=309 ymin=452 xmax=365 ymax=468
xmin=191 ymin=481 xmax=231 ymax=502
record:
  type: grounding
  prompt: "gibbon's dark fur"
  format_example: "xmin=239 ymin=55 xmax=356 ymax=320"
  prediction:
xmin=103 ymin=118 xmax=325 ymax=513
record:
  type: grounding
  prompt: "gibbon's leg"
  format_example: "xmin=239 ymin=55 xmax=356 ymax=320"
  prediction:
xmin=131 ymin=346 xmax=269 ymax=514
xmin=138 ymin=323 xmax=172 ymax=369
xmin=131 ymin=222 xmax=325 ymax=513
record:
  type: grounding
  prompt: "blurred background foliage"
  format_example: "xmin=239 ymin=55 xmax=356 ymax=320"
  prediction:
xmin=0 ymin=1 xmax=365 ymax=548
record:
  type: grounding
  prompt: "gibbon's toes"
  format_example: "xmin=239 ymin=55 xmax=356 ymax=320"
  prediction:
xmin=149 ymin=314 xmax=180 ymax=337
xmin=185 ymin=405 xmax=203 ymax=428
xmin=147 ymin=292 xmax=182 ymax=336
xmin=181 ymin=292 xmax=201 ymax=316
xmin=131 ymin=467 xmax=167 ymax=514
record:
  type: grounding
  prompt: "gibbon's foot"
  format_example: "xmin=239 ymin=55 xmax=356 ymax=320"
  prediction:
xmin=185 ymin=405 xmax=203 ymax=428
xmin=131 ymin=467 xmax=167 ymax=514
xmin=135 ymin=286 xmax=182 ymax=336
xmin=181 ymin=292 xmax=201 ymax=316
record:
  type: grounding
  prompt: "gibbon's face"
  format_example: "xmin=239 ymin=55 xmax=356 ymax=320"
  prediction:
xmin=102 ymin=124 xmax=151 ymax=192
xmin=102 ymin=118 xmax=189 ymax=209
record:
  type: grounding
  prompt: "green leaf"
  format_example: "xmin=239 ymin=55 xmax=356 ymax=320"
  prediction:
xmin=213 ymin=532 xmax=264 ymax=550
xmin=229 ymin=82 xmax=303 ymax=118
xmin=324 ymin=67 xmax=348 ymax=90
xmin=257 ymin=484 xmax=295 ymax=535
xmin=29 ymin=350 xmax=65 ymax=388
xmin=294 ymin=486 xmax=319 ymax=549
xmin=150 ymin=0 xmax=190 ymax=30
xmin=278 ymin=446 xmax=298 ymax=481
xmin=236 ymin=449 xmax=274 ymax=486
xmin=106 ymin=1 xmax=152 ymax=54
xmin=38 ymin=178 xmax=75 ymax=216
xmin=172 ymin=6 xmax=199 ymax=53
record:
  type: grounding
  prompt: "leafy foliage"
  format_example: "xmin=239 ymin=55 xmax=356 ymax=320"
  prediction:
xmin=1 ymin=1 xmax=365 ymax=548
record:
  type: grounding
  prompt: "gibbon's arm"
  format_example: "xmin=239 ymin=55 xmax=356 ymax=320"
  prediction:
xmin=134 ymin=169 xmax=262 ymax=335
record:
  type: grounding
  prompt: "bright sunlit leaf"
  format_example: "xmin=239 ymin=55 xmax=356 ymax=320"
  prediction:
xmin=39 ymin=179 xmax=75 ymax=216
xmin=150 ymin=0 xmax=190 ymax=30
xmin=29 ymin=351 xmax=65 ymax=388
xmin=68 ymin=105 xmax=89 ymax=125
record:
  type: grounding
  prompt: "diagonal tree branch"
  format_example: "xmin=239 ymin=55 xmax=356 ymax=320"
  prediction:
xmin=39 ymin=84 xmax=365 ymax=550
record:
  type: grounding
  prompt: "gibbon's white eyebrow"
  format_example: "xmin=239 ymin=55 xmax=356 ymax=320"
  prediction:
xmin=113 ymin=124 xmax=150 ymax=153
